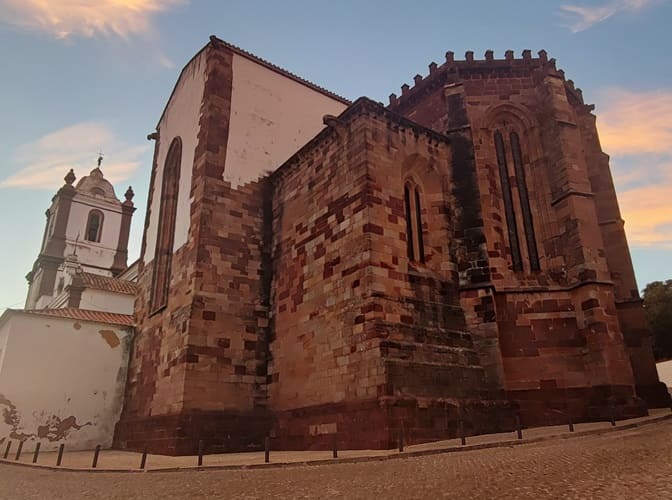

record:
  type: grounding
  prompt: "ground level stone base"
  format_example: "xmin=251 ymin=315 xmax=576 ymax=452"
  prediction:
xmin=113 ymin=410 xmax=272 ymax=455
xmin=273 ymin=397 xmax=519 ymax=450
xmin=508 ymin=385 xmax=648 ymax=426
xmin=635 ymin=382 xmax=672 ymax=409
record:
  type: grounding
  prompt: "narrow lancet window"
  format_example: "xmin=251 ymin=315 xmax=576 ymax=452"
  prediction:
xmin=510 ymin=132 xmax=540 ymax=271
xmin=151 ymin=137 xmax=182 ymax=312
xmin=414 ymin=188 xmax=425 ymax=263
xmin=494 ymin=131 xmax=523 ymax=271
xmin=404 ymin=184 xmax=415 ymax=261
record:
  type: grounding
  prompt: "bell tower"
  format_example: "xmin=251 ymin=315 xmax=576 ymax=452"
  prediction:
xmin=25 ymin=157 xmax=136 ymax=309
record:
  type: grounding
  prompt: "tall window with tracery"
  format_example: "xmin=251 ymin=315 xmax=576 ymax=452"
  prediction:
xmin=404 ymin=181 xmax=425 ymax=264
xmin=151 ymin=137 xmax=182 ymax=312
xmin=493 ymin=130 xmax=539 ymax=272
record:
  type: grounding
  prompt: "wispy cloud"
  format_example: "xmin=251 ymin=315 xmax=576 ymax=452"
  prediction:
xmin=0 ymin=122 xmax=149 ymax=190
xmin=559 ymin=0 xmax=660 ymax=32
xmin=0 ymin=0 xmax=186 ymax=40
xmin=597 ymin=88 xmax=672 ymax=247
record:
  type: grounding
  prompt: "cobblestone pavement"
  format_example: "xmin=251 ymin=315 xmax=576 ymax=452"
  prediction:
xmin=2 ymin=420 xmax=672 ymax=499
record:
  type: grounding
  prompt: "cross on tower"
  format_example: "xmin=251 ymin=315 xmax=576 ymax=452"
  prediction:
xmin=97 ymin=150 xmax=104 ymax=168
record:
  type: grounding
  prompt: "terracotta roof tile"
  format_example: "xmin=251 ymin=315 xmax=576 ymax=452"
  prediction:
xmin=21 ymin=308 xmax=134 ymax=327
xmin=79 ymin=272 xmax=137 ymax=295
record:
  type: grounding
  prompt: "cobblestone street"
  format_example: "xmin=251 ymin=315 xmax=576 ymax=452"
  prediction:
xmin=2 ymin=419 xmax=672 ymax=499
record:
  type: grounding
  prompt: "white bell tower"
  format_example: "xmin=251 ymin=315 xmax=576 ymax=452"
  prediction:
xmin=25 ymin=157 xmax=136 ymax=309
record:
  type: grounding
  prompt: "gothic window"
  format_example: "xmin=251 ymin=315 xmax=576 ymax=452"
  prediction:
xmin=151 ymin=137 xmax=182 ymax=312
xmin=85 ymin=210 xmax=104 ymax=242
xmin=493 ymin=130 xmax=539 ymax=272
xmin=404 ymin=181 xmax=426 ymax=264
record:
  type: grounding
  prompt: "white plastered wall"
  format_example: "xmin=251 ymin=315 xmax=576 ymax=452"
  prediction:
xmin=0 ymin=313 xmax=132 ymax=451
xmin=79 ymin=290 xmax=134 ymax=315
xmin=224 ymin=54 xmax=347 ymax=187
xmin=143 ymin=51 xmax=207 ymax=264
xmin=656 ymin=359 xmax=672 ymax=390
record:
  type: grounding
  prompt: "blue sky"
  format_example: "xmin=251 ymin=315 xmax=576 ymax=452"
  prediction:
xmin=0 ymin=0 xmax=671 ymax=312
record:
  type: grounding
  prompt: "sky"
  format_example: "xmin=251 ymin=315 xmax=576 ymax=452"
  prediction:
xmin=0 ymin=0 xmax=671 ymax=313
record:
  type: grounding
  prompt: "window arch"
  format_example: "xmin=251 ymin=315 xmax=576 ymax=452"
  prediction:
xmin=85 ymin=210 xmax=104 ymax=242
xmin=151 ymin=137 xmax=182 ymax=312
xmin=404 ymin=180 xmax=426 ymax=264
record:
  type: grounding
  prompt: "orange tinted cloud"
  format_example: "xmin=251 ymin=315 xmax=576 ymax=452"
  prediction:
xmin=597 ymin=88 xmax=672 ymax=247
xmin=0 ymin=122 xmax=149 ymax=190
xmin=0 ymin=0 xmax=186 ymax=39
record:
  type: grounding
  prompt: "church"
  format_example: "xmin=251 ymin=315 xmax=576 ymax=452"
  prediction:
xmin=1 ymin=36 xmax=669 ymax=455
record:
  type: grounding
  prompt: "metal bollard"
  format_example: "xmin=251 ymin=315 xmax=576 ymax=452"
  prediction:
xmin=568 ymin=414 xmax=575 ymax=433
xmin=197 ymin=440 xmax=204 ymax=467
xmin=3 ymin=441 xmax=11 ymax=459
xmin=515 ymin=415 xmax=523 ymax=440
xmin=398 ymin=427 xmax=404 ymax=453
xmin=610 ymin=404 xmax=616 ymax=427
xmin=14 ymin=440 xmax=24 ymax=461
xmin=459 ymin=420 xmax=466 ymax=446
xmin=91 ymin=445 xmax=101 ymax=468
xmin=140 ymin=447 xmax=148 ymax=470
xmin=32 ymin=442 xmax=41 ymax=464
xmin=264 ymin=436 xmax=270 ymax=463
xmin=332 ymin=434 xmax=338 ymax=459
xmin=56 ymin=444 xmax=65 ymax=466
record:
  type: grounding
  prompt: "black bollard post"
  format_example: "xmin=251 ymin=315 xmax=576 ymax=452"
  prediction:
xmin=459 ymin=420 xmax=466 ymax=446
xmin=516 ymin=415 xmax=523 ymax=440
xmin=56 ymin=444 xmax=65 ymax=466
xmin=610 ymin=404 xmax=616 ymax=427
xmin=264 ymin=436 xmax=270 ymax=463
xmin=140 ymin=447 xmax=148 ymax=470
xmin=398 ymin=427 xmax=404 ymax=453
xmin=32 ymin=442 xmax=41 ymax=464
xmin=3 ymin=441 xmax=11 ymax=459
xmin=197 ymin=440 xmax=204 ymax=467
xmin=568 ymin=414 xmax=575 ymax=433
xmin=332 ymin=434 xmax=338 ymax=459
xmin=91 ymin=445 xmax=101 ymax=468
xmin=14 ymin=440 xmax=24 ymax=461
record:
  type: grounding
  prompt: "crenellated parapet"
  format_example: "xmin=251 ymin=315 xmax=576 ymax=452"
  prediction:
xmin=387 ymin=49 xmax=579 ymax=110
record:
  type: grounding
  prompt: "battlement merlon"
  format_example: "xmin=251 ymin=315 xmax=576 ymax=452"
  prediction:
xmin=388 ymin=49 xmax=591 ymax=110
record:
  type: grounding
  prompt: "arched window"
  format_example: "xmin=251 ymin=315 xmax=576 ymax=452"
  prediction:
xmin=151 ymin=137 xmax=182 ymax=312
xmin=85 ymin=210 xmax=104 ymax=242
xmin=404 ymin=181 xmax=426 ymax=264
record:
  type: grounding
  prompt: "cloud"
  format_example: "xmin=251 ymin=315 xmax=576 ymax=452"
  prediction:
xmin=597 ymin=88 xmax=672 ymax=248
xmin=0 ymin=0 xmax=186 ymax=40
xmin=559 ymin=0 xmax=660 ymax=32
xmin=0 ymin=122 xmax=149 ymax=190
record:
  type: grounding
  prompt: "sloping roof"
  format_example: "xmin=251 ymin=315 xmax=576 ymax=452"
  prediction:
xmin=79 ymin=272 xmax=137 ymax=295
xmin=19 ymin=308 xmax=134 ymax=327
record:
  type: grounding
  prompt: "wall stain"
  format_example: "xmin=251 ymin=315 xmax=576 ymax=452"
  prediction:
xmin=99 ymin=330 xmax=120 ymax=348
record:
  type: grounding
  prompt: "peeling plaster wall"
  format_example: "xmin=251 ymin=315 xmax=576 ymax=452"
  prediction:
xmin=0 ymin=313 xmax=132 ymax=451
xmin=224 ymin=53 xmax=347 ymax=187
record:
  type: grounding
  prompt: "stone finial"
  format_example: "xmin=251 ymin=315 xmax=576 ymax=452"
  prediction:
xmin=558 ymin=69 xmax=565 ymax=79
xmin=64 ymin=169 xmax=76 ymax=185
xmin=505 ymin=50 xmax=514 ymax=61
xmin=428 ymin=62 xmax=438 ymax=74
xmin=414 ymin=74 xmax=423 ymax=85
xmin=445 ymin=51 xmax=454 ymax=63
xmin=401 ymin=83 xmax=410 ymax=95
xmin=389 ymin=93 xmax=398 ymax=106
xmin=522 ymin=49 xmax=532 ymax=61
xmin=485 ymin=49 xmax=494 ymax=61
xmin=538 ymin=49 xmax=548 ymax=62
xmin=465 ymin=50 xmax=474 ymax=62
xmin=125 ymin=186 xmax=135 ymax=202
xmin=567 ymin=79 xmax=575 ymax=89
